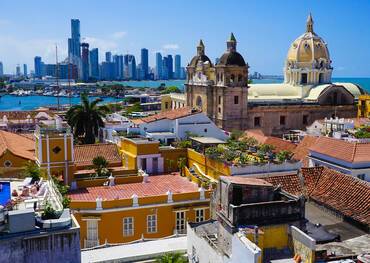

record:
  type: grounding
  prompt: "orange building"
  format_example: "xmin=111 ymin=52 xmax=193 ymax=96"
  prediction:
xmin=69 ymin=173 xmax=211 ymax=248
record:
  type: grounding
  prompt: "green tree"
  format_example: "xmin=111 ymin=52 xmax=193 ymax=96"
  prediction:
xmin=126 ymin=102 xmax=143 ymax=114
xmin=160 ymin=86 xmax=182 ymax=94
xmin=155 ymin=252 xmax=187 ymax=263
xmin=92 ymin=156 xmax=110 ymax=177
xmin=276 ymin=150 xmax=292 ymax=162
xmin=23 ymin=161 xmax=43 ymax=182
xmin=177 ymin=157 xmax=187 ymax=176
xmin=66 ymin=93 xmax=109 ymax=144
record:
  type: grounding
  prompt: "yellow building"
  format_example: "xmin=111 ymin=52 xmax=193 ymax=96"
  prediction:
xmin=0 ymin=130 xmax=35 ymax=177
xmin=161 ymin=93 xmax=187 ymax=112
xmin=69 ymin=173 xmax=211 ymax=248
xmin=34 ymin=123 xmax=74 ymax=184
xmin=120 ymin=137 xmax=186 ymax=174
xmin=358 ymin=94 xmax=370 ymax=118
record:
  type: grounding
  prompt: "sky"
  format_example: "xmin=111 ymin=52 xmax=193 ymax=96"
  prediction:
xmin=0 ymin=0 xmax=369 ymax=77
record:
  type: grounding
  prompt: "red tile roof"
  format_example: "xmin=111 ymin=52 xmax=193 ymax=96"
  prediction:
xmin=0 ymin=130 xmax=35 ymax=160
xmin=302 ymin=167 xmax=370 ymax=226
xmin=0 ymin=110 xmax=54 ymax=121
xmin=73 ymin=143 xmax=122 ymax=166
xmin=309 ymin=137 xmax=370 ymax=163
xmin=293 ymin=135 xmax=319 ymax=166
xmin=262 ymin=167 xmax=370 ymax=227
xmin=68 ymin=173 xmax=199 ymax=201
xmin=132 ymin=107 xmax=199 ymax=124
xmin=263 ymin=174 xmax=303 ymax=196
xmin=244 ymin=130 xmax=297 ymax=153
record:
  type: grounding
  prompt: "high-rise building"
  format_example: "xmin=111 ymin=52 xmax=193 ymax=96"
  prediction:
xmin=100 ymin=62 xmax=115 ymax=80
xmin=113 ymin=54 xmax=124 ymax=80
xmin=34 ymin=56 xmax=43 ymax=78
xmin=128 ymin=55 xmax=136 ymax=80
xmin=105 ymin=51 xmax=112 ymax=63
xmin=0 ymin=62 xmax=3 ymax=76
xmin=162 ymin=56 xmax=169 ymax=80
xmin=16 ymin=65 xmax=21 ymax=77
xmin=174 ymin=55 xmax=181 ymax=79
xmin=23 ymin=64 xmax=28 ymax=77
xmin=68 ymin=19 xmax=81 ymax=58
xmin=141 ymin=48 xmax=149 ymax=79
xmin=167 ymin=55 xmax=173 ymax=79
xmin=155 ymin=52 xmax=162 ymax=80
xmin=89 ymin=48 xmax=99 ymax=80
xmin=81 ymin=42 xmax=90 ymax=82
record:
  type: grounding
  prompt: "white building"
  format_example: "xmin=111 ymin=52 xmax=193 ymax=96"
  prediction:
xmin=100 ymin=113 xmax=131 ymax=143
xmin=130 ymin=107 xmax=228 ymax=145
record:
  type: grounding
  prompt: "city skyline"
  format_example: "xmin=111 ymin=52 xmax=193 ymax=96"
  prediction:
xmin=0 ymin=1 xmax=369 ymax=76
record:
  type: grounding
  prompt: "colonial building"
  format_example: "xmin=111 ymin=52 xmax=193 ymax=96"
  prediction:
xmin=185 ymin=14 xmax=364 ymax=135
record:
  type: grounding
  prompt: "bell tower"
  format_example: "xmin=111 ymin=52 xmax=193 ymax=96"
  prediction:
xmin=35 ymin=119 xmax=74 ymax=185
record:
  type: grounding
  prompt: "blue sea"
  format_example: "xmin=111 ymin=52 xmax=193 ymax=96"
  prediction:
xmin=0 ymin=78 xmax=369 ymax=111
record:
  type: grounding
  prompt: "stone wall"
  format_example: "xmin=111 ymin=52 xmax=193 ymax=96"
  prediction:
xmin=0 ymin=227 xmax=81 ymax=263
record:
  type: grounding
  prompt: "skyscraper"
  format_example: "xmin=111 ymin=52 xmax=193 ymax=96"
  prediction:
xmin=0 ymin=62 xmax=3 ymax=77
xmin=16 ymin=65 xmax=21 ymax=77
xmin=113 ymin=55 xmax=124 ymax=80
xmin=68 ymin=19 xmax=81 ymax=59
xmin=167 ymin=55 xmax=173 ymax=79
xmin=34 ymin=56 xmax=43 ymax=78
xmin=89 ymin=48 xmax=99 ymax=80
xmin=141 ymin=48 xmax=149 ymax=80
xmin=23 ymin=64 xmax=28 ymax=77
xmin=81 ymin=42 xmax=90 ymax=82
xmin=128 ymin=55 xmax=136 ymax=80
xmin=105 ymin=52 xmax=112 ymax=63
xmin=174 ymin=55 xmax=181 ymax=79
xmin=162 ymin=56 xmax=169 ymax=80
xmin=155 ymin=52 xmax=162 ymax=80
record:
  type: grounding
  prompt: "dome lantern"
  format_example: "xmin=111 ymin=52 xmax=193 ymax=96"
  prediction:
xmin=197 ymin=39 xmax=205 ymax=56
xmin=306 ymin=13 xmax=314 ymax=33
xmin=227 ymin=32 xmax=237 ymax=52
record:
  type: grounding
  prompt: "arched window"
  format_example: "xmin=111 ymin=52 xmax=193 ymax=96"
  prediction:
xmin=301 ymin=73 xmax=308 ymax=84
xmin=230 ymin=74 xmax=235 ymax=83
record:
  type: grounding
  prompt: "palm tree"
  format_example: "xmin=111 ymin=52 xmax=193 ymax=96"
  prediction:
xmin=66 ymin=94 xmax=108 ymax=144
xmin=155 ymin=252 xmax=187 ymax=263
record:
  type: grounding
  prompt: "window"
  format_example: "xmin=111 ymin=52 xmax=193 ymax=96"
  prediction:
xmin=147 ymin=214 xmax=157 ymax=233
xmin=195 ymin=209 xmax=205 ymax=223
xmin=165 ymin=102 xmax=169 ymax=109
xmin=140 ymin=158 xmax=147 ymax=171
xmin=123 ymin=217 xmax=134 ymax=236
xmin=204 ymin=128 xmax=207 ymax=133
xmin=86 ymin=220 xmax=99 ymax=248
xmin=358 ymin=174 xmax=365 ymax=180
xmin=234 ymin=96 xmax=239 ymax=104
xmin=218 ymin=107 xmax=221 ymax=113
xmin=301 ymin=73 xmax=307 ymax=84
xmin=254 ymin=117 xmax=261 ymax=127
xmin=303 ymin=115 xmax=309 ymax=125
xmin=238 ymin=74 xmax=242 ymax=82
xmin=4 ymin=160 xmax=12 ymax=167
xmin=176 ymin=211 xmax=186 ymax=234
xmin=218 ymin=96 xmax=221 ymax=104
xmin=280 ymin=116 xmax=286 ymax=125
xmin=230 ymin=74 xmax=235 ymax=83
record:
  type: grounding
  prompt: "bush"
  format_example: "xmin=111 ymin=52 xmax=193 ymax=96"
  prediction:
xmin=41 ymin=202 xmax=59 ymax=220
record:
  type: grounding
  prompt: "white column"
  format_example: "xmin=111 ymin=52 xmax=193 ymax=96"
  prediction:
xmin=96 ymin=197 xmax=102 ymax=210
xmin=132 ymin=194 xmax=139 ymax=207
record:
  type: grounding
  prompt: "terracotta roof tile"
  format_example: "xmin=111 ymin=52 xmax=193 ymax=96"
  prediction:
xmin=262 ymin=167 xmax=370 ymax=227
xmin=0 ymin=130 xmax=35 ymax=160
xmin=244 ymin=130 xmax=297 ymax=153
xmin=132 ymin=107 xmax=199 ymax=124
xmin=309 ymin=137 xmax=370 ymax=163
xmin=293 ymin=135 xmax=319 ymax=163
xmin=74 ymin=143 xmax=121 ymax=166
xmin=302 ymin=167 xmax=370 ymax=226
xmin=262 ymin=174 xmax=303 ymax=195
xmin=68 ymin=173 xmax=199 ymax=201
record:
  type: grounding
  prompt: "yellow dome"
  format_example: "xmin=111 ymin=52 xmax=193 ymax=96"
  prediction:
xmin=286 ymin=14 xmax=330 ymax=64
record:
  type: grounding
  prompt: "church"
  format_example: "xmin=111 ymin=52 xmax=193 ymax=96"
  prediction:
xmin=185 ymin=14 xmax=364 ymax=135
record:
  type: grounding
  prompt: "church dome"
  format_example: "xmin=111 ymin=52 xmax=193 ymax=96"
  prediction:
xmin=217 ymin=33 xmax=246 ymax=66
xmin=188 ymin=40 xmax=213 ymax=67
xmin=286 ymin=14 xmax=330 ymax=64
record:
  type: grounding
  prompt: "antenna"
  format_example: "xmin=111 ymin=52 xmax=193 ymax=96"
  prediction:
xmin=55 ymin=44 xmax=60 ymax=111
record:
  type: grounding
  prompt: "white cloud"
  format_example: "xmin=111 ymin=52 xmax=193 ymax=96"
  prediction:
xmin=111 ymin=31 xmax=127 ymax=39
xmin=162 ymin=44 xmax=179 ymax=50
xmin=84 ymin=36 xmax=119 ymax=53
